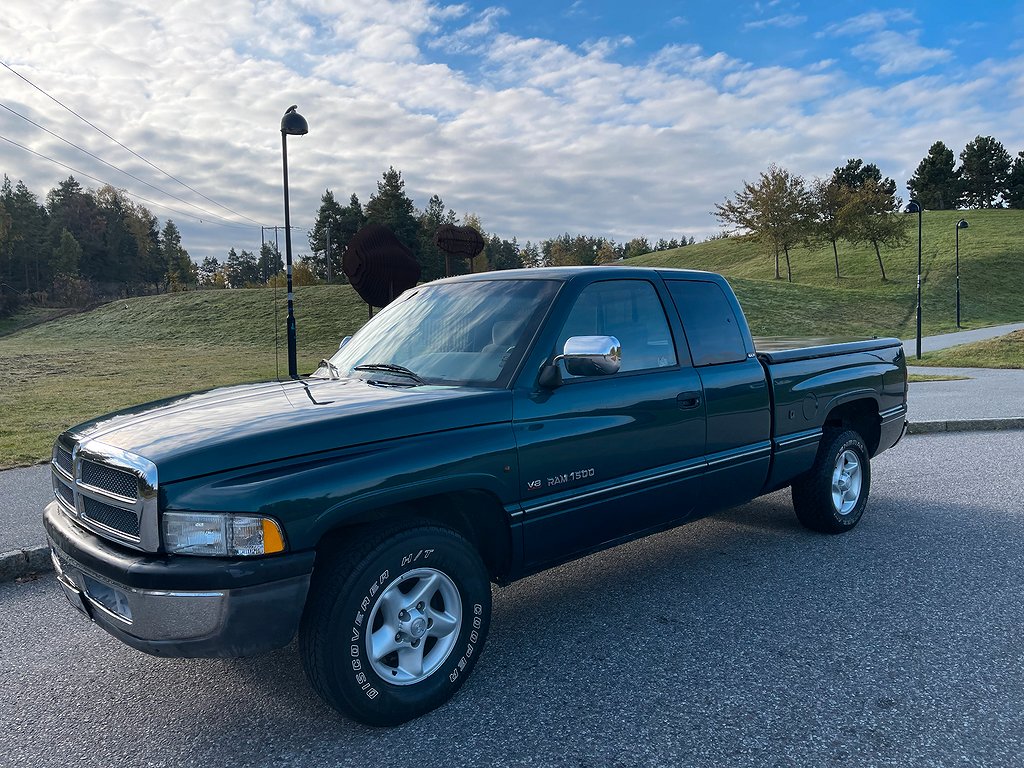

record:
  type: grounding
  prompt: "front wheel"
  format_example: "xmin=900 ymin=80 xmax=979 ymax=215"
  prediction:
xmin=792 ymin=429 xmax=871 ymax=534
xmin=299 ymin=525 xmax=492 ymax=726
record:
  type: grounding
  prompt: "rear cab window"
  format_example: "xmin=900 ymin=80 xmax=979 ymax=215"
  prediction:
xmin=666 ymin=280 xmax=747 ymax=366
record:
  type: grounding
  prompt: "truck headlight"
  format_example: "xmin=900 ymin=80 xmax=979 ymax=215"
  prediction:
xmin=162 ymin=512 xmax=286 ymax=556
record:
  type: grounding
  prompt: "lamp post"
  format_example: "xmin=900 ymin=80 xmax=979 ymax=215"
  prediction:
xmin=280 ymin=105 xmax=308 ymax=379
xmin=955 ymin=218 xmax=968 ymax=328
xmin=906 ymin=200 xmax=923 ymax=359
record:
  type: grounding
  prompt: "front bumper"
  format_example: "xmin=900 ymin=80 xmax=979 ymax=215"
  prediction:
xmin=43 ymin=501 xmax=315 ymax=658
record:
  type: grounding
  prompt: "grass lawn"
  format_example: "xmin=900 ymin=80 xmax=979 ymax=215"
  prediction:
xmin=1 ymin=209 xmax=1022 ymax=467
xmin=914 ymin=330 xmax=1024 ymax=369
xmin=908 ymin=373 xmax=971 ymax=382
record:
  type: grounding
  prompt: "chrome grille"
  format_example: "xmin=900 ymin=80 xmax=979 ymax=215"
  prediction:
xmin=50 ymin=437 xmax=158 ymax=552
xmin=55 ymin=446 xmax=73 ymax=476
xmin=81 ymin=460 xmax=139 ymax=500
xmin=82 ymin=496 xmax=141 ymax=538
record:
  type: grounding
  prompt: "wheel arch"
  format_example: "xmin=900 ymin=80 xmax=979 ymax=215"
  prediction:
xmin=315 ymin=488 xmax=514 ymax=581
xmin=821 ymin=396 xmax=881 ymax=456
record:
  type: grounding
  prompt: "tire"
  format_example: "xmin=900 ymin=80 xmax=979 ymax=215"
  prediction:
xmin=299 ymin=524 xmax=491 ymax=726
xmin=792 ymin=429 xmax=871 ymax=534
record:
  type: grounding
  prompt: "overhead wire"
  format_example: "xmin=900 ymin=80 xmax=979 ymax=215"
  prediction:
xmin=1 ymin=60 xmax=267 ymax=227
xmin=0 ymin=132 xmax=255 ymax=230
xmin=0 ymin=101 xmax=261 ymax=229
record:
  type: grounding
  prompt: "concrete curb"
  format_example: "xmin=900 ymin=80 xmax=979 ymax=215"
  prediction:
xmin=0 ymin=546 xmax=52 ymax=584
xmin=908 ymin=417 xmax=1024 ymax=434
xmin=2 ymin=417 xmax=1022 ymax=585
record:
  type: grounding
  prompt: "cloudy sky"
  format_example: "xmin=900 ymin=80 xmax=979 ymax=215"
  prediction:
xmin=2 ymin=0 xmax=1023 ymax=263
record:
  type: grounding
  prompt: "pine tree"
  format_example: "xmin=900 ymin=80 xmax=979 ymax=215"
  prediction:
xmin=365 ymin=167 xmax=420 ymax=256
xmin=1006 ymin=152 xmax=1024 ymax=209
xmin=417 ymin=194 xmax=456 ymax=280
xmin=161 ymin=220 xmax=196 ymax=290
xmin=907 ymin=141 xmax=962 ymax=210
xmin=959 ymin=135 xmax=1012 ymax=208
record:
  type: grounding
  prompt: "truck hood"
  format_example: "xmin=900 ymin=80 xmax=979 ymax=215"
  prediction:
xmin=65 ymin=378 xmax=512 ymax=483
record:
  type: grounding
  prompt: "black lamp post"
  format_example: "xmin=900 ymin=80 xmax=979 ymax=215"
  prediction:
xmin=280 ymin=105 xmax=308 ymax=379
xmin=906 ymin=200 xmax=923 ymax=359
xmin=955 ymin=218 xmax=968 ymax=328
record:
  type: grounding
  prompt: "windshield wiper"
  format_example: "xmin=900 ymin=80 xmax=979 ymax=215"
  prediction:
xmin=353 ymin=363 xmax=424 ymax=384
xmin=317 ymin=358 xmax=340 ymax=379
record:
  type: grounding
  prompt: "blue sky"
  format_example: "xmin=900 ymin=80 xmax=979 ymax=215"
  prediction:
xmin=2 ymin=1 xmax=1023 ymax=263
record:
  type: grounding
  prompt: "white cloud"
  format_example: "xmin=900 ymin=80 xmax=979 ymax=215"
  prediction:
xmin=851 ymin=29 xmax=952 ymax=76
xmin=745 ymin=14 xmax=807 ymax=31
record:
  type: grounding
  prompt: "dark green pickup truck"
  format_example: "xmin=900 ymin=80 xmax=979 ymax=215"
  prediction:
xmin=44 ymin=266 xmax=907 ymax=725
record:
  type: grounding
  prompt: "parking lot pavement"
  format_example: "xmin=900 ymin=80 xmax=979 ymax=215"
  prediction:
xmin=0 ymin=463 xmax=50 ymax=552
xmin=2 ymin=429 xmax=1023 ymax=767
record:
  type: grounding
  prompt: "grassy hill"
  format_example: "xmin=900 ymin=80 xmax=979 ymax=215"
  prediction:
xmin=1 ymin=208 xmax=1021 ymax=466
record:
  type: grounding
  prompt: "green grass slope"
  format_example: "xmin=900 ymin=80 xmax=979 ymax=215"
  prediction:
xmin=0 ymin=285 xmax=369 ymax=466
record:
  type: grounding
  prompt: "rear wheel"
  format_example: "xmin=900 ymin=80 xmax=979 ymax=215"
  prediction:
xmin=299 ymin=524 xmax=491 ymax=726
xmin=792 ymin=429 xmax=871 ymax=534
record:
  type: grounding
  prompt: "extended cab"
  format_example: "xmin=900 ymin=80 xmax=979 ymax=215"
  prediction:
xmin=43 ymin=267 xmax=907 ymax=725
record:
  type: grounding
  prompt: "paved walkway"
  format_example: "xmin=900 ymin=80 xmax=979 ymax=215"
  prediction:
xmin=902 ymin=322 xmax=1024 ymax=359
xmin=908 ymin=366 xmax=1024 ymax=422
xmin=0 ymin=464 xmax=50 ymax=551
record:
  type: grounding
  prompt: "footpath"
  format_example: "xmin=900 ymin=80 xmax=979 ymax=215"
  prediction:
xmin=3 ymin=324 xmax=1023 ymax=582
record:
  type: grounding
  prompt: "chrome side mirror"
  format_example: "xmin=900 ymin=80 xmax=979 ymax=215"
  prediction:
xmin=558 ymin=335 xmax=621 ymax=377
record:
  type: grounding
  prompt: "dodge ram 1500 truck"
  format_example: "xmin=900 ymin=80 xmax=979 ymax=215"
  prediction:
xmin=43 ymin=266 xmax=907 ymax=725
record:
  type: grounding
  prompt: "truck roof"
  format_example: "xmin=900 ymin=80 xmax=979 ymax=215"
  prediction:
xmin=430 ymin=265 xmax=726 ymax=284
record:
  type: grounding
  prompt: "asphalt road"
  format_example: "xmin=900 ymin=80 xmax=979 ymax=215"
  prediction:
xmin=2 ymin=430 xmax=1024 ymax=768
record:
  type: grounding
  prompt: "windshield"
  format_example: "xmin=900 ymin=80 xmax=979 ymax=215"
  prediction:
xmin=318 ymin=279 xmax=560 ymax=387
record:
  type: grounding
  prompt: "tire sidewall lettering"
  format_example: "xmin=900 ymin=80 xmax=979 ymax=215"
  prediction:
xmin=344 ymin=541 xmax=486 ymax=702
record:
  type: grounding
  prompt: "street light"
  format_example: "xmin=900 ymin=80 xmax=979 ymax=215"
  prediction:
xmin=280 ymin=105 xmax=308 ymax=379
xmin=955 ymin=218 xmax=969 ymax=329
xmin=906 ymin=200 xmax=923 ymax=359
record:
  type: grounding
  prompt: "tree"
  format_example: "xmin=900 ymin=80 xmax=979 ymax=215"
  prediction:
xmin=224 ymin=247 xmax=259 ymax=287
xmin=907 ymin=141 xmax=962 ymax=210
xmin=51 ymin=228 xmax=82 ymax=278
xmin=1 ymin=177 xmax=49 ymax=294
xmin=715 ymin=164 xmax=812 ymax=281
xmin=1007 ymin=152 xmax=1024 ymax=210
xmin=161 ymin=220 xmax=196 ymax=290
xmin=520 ymin=241 xmax=543 ymax=268
xmin=623 ymin=237 xmax=652 ymax=260
xmin=417 ymin=194 xmax=456 ymax=280
xmin=959 ymin=135 xmax=1011 ymax=208
xmin=365 ymin=167 xmax=420 ymax=256
xmin=832 ymin=159 xmax=896 ymax=197
xmin=841 ymin=179 xmax=908 ymax=280
xmin=810 ymin=177 xmax=851 ymax=279
xmin=198 ymin=256 xmax=224 ymax=288
xmin=308 ymin=190 xmax=344 ymax=281
xmin=257 ymin=241 xmax=284 ymax=282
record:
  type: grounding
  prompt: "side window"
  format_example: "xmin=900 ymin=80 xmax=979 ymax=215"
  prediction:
xmin=667 ymin=280 xmax=748 ymax=366
xmin=557 ymin=280 xmax=676 ymax=378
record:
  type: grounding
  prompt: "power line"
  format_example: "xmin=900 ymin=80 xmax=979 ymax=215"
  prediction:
xmin=1 ymin=60 xmax=266 ymax=227
xmin=0 ymin=132 xmax=254 ymax=230
xmin=0 ymin=101 xmax=261 ymax=229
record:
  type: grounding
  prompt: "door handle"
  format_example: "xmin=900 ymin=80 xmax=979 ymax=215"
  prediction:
xmin=676 ymin=392 xmax=702 ymax=410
